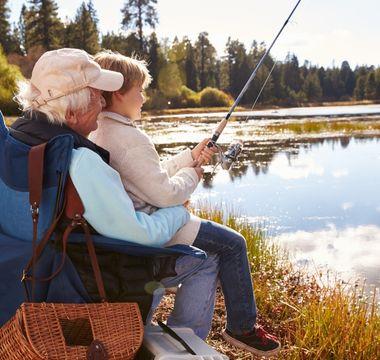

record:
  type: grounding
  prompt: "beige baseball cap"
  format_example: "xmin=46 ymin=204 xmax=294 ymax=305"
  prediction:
xmin=30 ymin=48 xmax=124 ymax=107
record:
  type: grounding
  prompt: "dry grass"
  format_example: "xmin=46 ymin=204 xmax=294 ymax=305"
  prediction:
xmin=154 ymin=207 xmax=380 ymax=359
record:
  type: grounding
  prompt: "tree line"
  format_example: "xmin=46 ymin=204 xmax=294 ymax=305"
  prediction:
xmin=0 ymin=0 xmax=379 ymax=113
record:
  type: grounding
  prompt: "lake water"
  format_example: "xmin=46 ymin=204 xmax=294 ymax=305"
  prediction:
xmin=142 ymin=105 xmax=380 ymax=288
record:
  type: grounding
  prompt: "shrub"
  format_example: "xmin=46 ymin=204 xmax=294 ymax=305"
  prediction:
xmin=170 ymin=86 xmax=200 ymax=108
xmin=0 ymin=47 xmax=23 ymax=116
xmin=199 ymin=87 xmax=232 ymax=107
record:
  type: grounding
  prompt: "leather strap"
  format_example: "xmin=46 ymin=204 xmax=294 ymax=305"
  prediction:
xmin=28 ymin=143 xmax=47 ymax=211
xmin=25 ymin=144 xmax=107 ymax=302
xmin=27 ymin=143 xmax=47 ymax=300
xmin=65 ymin=177 xmax=107 ymax=302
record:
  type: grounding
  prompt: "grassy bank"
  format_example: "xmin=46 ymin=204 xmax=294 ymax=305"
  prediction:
xmin=155 ymin=207 xmax=380 ymax=359
xmin=266 ymin=119 xmax=380 ymax=135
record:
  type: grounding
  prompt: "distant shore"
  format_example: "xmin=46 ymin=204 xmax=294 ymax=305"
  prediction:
xmin=144 ymin=100 xmax=379 ymax=117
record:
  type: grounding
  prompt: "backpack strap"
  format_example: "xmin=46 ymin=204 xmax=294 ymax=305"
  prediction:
xmin=23 ymin=144 xmax=107 ymax=302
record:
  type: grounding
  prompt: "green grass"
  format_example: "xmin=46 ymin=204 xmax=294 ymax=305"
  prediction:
xmin=193 ymin=206 xmax=380 ymax=359
xmin=266 ymin=120 xmax=380 ymax=135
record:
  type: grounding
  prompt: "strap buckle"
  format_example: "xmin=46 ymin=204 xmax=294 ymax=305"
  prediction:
xmin=30 ymin=202 xmax=39 ymax=221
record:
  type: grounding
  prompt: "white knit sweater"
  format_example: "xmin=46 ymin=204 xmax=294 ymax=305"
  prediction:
xmin=89 ymin=111 xmax=202 ymax=246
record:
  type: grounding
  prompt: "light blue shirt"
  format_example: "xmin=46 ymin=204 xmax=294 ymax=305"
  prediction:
xmin=69 ymin=148 xmax=190 ymax=246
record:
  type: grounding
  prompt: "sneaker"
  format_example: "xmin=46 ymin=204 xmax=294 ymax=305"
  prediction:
xmin=222 ymin=325 xmax=281 ymax=357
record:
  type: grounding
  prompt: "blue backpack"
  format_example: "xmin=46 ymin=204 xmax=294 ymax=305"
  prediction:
xmin=0 ymin=111 xmax=205 ymax=327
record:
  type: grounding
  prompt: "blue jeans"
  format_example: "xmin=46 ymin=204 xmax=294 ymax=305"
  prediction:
xmin=148 ymin=220 xmax=257 ymax=339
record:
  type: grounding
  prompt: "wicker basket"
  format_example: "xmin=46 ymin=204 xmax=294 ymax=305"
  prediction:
xmin=0 ymin=302 xmax=143 ymax=360
xmin=0 ymin=148 xmax=144 ymax=359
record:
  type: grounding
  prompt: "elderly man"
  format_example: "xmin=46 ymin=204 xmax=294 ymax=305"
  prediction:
xmin=9 ymin=47 xmax=219 ymax=331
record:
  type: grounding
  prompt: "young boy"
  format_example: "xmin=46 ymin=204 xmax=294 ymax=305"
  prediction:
xmin=90 ymin=50 xmax=281 ymax=357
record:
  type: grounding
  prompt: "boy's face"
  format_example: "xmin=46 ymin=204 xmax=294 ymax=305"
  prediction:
xmin=116 ymin=84 xmax=145 ymax=120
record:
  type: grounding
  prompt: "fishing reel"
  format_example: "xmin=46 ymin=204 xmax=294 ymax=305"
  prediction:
xmin=211 ymin=140 xmax=243 ymax=174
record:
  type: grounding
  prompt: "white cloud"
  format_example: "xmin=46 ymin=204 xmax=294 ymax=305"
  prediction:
xmin=269 ymin=154 xmax=324 ymax=180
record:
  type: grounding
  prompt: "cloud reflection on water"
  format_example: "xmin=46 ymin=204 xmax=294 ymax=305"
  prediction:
xmin=274 ymin=224 xmax=380 ymax=287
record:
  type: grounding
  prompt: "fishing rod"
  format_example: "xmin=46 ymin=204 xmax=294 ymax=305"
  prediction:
xmin=202 ymin=0 xmax=303 ymax=170
xmin=245 ymin=60 xmax=277 ymax=121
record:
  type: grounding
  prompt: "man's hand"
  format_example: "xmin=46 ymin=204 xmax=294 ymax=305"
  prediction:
xmin=191 ymin=138 xmax=218 ymax=165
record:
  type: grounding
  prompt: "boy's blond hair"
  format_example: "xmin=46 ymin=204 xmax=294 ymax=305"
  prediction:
xmin=94 ymin=50 xmax=152 ymax=107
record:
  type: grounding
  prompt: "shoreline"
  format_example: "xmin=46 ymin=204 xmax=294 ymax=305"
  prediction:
xmin=144 ymin=100 xmax=379 ymax=117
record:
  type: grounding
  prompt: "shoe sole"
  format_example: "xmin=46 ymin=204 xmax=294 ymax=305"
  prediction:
xmin=222 ymin=330 xmax=281 ymax=357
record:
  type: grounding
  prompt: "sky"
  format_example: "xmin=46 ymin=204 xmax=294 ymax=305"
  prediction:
xmin=9 ymin=0 xmax=380 ymax=68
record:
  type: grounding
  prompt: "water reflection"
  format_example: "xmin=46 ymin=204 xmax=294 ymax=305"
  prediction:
xmin=150 ymin=117 xmax=380 ymax=286
xmin=274 ymin=224 xmax=380 ymax=287
xmin=156 ymin=135 xmax=380 ymax=187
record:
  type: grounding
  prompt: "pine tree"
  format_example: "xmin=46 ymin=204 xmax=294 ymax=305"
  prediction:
xmin=184 ymin=40 xmax=198 ymax=91
xmin=375 ymin=68 xmax=380 ymax=99
xmin=101 ymin=32 xmax=127 ymax=54
xmin=24 ymin=0 xmax=64 ymax=51
xmin=365 ymin=71 xmax=377 ymax=100
xmin=121 ymin=0 xmax=158 ymax=52
xmin=194 ymin=32 xmax=216 ymax=90
xmin=8 ymin=24 xmax=23 ymax=55
xmin=282 ymin=53 xmax=302 ymax=94
xmin=339 ymin=61 xmax=355 ymax=97
xmin=354 ymin=75 xmax=366 ymax=100
xmin=224 ymin=38 xmax=251 ymax=100
xmin=147 ymin=32 xmax=162 ymax=88
xmin=0 ymin=0 xmax=12 ymax=53
xmin=303 ymin=72 xmax=322 ymax=101
xmin=68 ymin=1 xmax=100 ymax=54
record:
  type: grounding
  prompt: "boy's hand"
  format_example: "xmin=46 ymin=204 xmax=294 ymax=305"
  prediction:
xmin=190 ymin=160 xmax=204 ymax=180
xmin=191 ymin=138 xmax=218 ymax=165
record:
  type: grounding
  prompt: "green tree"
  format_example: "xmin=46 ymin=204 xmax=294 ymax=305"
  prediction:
xmin=101 ymin=32 xmax=126 ymax=53
xmin=339 ymin=61 xmax=355 ymax=97
xmin=147 ymin=32 xmax=163 ymax=88
xmin=168 ymin=37 xmax=187 ymax=84
xmin=0 ymin=0 xmax=12 ymax=54
xmin=158 ymin=62 xmax=183 ymax=98
xmin=68 ymin=1 xmax=100 ymax=54
xmin=375 ymin=68 xmax=380 ymax=99
xmin=17 ymin=4 xmax=27 ymax=53
xmin=365 ymin=71 xmax=377 ymax=100
xmin=184 ymin=39 xmax=198 ymax=91
xmin=303 ymin=72 xmax=322 ymax=101
xmin=282 ymin=53 xmax=302 ymax=93
xmin=24 ymin=0 xmax=64 ymax=51
xmin=224 ymin=38 xmax=250 ymax=98
xmin=194 ymin=32 xmax=216 ymax=89
xmin=354 ymin=75 xmax=366 ymax=100
xmin=121 ymin=0 xmax=158 ymax=52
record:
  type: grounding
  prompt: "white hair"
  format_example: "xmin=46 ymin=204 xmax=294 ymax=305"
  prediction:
xmin=14 ymin=79 xmax=92 ymax=124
